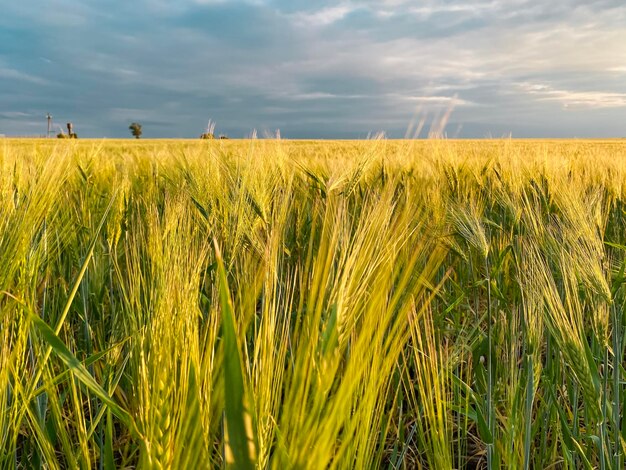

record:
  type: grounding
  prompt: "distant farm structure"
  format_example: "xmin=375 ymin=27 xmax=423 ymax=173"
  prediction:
xmin=47 ymin=113 xmax=53 ymax=137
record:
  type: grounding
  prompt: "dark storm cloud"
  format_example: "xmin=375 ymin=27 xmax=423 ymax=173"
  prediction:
xmin=1 ymin=0 xmax=625 ymax=138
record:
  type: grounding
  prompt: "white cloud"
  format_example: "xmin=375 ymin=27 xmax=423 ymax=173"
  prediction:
xmin=407 ymin=2 xmax=496 ymax=17
xmin=274 ymin=91 xmax=367 ymax=100
xmin=384 ymin=93 xmax=474 ymax=106
xmin=0 ymin=66 xmax=47 ymax=85
xmin=290 ymin=4 xmax=357 ymax=27
xmin=519 ymin=82 xmax=626 ymax=108
xmin=0 ymin=111 xmax=33 ymax=119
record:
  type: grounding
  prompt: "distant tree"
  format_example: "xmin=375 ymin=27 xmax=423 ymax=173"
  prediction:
xmin=219 ymin=134 xmax=229 ymax=140
xmin=200 ymin=132 xmax=215 ymax=139
xmin=57 ymin=133 xmax=69 ymax=139
xmin=129 ymin=122 xmax=142 ymax=139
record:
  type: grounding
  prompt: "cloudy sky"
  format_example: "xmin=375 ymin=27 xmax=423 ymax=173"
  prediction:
xmin=1 ymin=0 xmax=626 ymax=138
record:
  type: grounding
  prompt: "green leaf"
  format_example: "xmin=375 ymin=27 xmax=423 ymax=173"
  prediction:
xmin=605 ymin=241 xmax=626 ymax=251
xmin=104 ymin=409 xmax=116 ymax=470
xmin=475 ymin=405 xmax=493 ymax=445
xmin=244 ymin=189 xmax=267 ymax=224
xmin=29 ymin=313 xmax=134 ymax=431
xmin=547 ymin=386 xmax=593 ymax=470
xmin=32 ymin=336 xmax=131 ymax=398
xmin=214 ymin=240 xmax=256 ymax=470
xmin=191 ymin=196 xmax=209 ymax=222
xmin=26 ymin=190 xmax=118 ymax=403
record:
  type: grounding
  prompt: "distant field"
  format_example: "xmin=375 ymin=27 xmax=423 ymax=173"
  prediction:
xmin=2 ymin=139 xmax=626 ymax=468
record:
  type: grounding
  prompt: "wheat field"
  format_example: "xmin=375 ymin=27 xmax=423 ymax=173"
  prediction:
xmin=1 ymin=138 xmax=626 ymax=469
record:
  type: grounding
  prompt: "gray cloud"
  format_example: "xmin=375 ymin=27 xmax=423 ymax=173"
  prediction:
xmin=1 ymin=0 xmax=625 ymax=137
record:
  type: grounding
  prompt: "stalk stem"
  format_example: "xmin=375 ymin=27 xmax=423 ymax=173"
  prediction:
xmin=485 ymin=257 xmax=493 ymax=470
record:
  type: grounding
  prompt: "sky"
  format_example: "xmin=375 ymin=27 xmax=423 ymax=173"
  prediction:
xmin=1 ymin=0 xmax=626 ymax=138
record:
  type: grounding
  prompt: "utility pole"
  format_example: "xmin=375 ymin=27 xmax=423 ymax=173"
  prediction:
xmin=46 ymin=113 xmax=52 ymax=138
